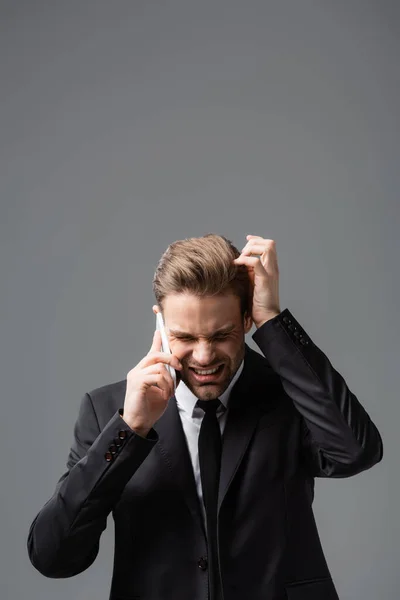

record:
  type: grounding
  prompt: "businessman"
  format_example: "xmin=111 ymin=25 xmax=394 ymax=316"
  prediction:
xmin=28 ymin=233 xmax=383 ymax=600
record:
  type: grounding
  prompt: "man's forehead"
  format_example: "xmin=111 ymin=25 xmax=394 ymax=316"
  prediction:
xmin=163 ymin=291 xmax=240 ymax=311
xmin=162 ymin=293 xmax=242 ymax=335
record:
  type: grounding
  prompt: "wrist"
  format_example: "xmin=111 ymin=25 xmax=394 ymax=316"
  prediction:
xmin=255 ymin=311 xmax=280 ymax=328
xmin=119 ymin=413 xmax=151 ymax=438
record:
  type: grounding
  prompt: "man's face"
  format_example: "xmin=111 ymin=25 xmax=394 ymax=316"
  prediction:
xmin=158 ymin=292 xmax=252 ymax=401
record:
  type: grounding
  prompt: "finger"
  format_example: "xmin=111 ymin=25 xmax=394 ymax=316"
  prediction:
xmin=152 ymin=368 xmax=175 ymax=398
xmin=161 ymin=368 xmax=175 ymax=397
xmin=153 ymin=362 xmax=178 ymax=396
xmin=233 ymin=255 xmax=268 ymax=277
xmin=140 ymin=364 xmax=172 ymax=392
xmin=246 ymin=234 xmax=264 ymax=240
xmin=149 ymin=329 xmax=163 ymax=353
xmin=142 ymin=372 xmax=172 ymax=397
xmin=146 ymin=352 xmax=182 ymax=370
xmin=239 ymin=240 xmax=278 ymax=273
xmin=242 ymin=238 xmax=275 ymax=251
xmin=141 ymin=363 xmax=177 ymax=386
xmin=240 ymin=242 xmax=269 ymax=256
xmin=142 ymin=351 xmax=182 ymax=371
xmin=141 ymin=363 xmax=170 ymax=375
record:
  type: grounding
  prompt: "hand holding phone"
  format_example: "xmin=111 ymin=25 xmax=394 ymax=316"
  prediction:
xmin=121 ymin=312 xmax=181 ymax=435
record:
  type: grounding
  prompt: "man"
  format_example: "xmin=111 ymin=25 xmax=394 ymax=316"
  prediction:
xmin=27 ymin=233 xmax=383 ymax=600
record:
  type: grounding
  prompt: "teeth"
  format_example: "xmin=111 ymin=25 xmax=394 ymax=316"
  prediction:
xmin=194 ymin=366 xmax=220 ymax=375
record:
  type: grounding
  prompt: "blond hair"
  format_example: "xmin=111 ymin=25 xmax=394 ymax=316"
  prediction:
xmin=153 ymin=234 xmax=251 ymax=316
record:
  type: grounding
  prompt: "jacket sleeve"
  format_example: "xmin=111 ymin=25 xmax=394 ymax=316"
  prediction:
xmin=27 ymin=392 xmax=158 ymax=578
xmin=252 ymin=308 xmax=383 ymax=478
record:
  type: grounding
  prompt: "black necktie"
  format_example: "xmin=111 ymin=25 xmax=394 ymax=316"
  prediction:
xmin=197 ymin=398 xmax=223 ymax=600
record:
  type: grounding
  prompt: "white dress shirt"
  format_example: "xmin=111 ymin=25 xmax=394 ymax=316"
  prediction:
xmin=174 ymin=360 xmax=244 ymax=526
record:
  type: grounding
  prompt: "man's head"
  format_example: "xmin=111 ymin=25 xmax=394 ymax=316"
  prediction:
xmin=152 ymin=234 xmax=252 ymax=400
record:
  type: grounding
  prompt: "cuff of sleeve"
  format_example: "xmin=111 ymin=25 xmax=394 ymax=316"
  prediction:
xmin=252 ymin=309 xmax=286 ymax=341
xmin=252 ymin=308 xmax=312 ymax=358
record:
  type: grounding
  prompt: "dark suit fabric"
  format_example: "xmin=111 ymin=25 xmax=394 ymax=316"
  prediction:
xmin=27 ymin=308 xmax=383 ymax=600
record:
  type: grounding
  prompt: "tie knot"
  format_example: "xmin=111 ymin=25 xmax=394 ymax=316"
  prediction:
xmin=196 ymin=398 xmax=221 ymax=414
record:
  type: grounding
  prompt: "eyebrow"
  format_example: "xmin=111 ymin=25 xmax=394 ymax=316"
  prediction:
xmin=169 ymin=324 xmax=236 ymax=338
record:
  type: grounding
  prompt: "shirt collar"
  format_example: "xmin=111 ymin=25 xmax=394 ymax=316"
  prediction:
xmin=175 ymin=359 xmax=244 ymax=418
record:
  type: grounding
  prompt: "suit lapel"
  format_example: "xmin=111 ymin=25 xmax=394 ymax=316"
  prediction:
xmin=218 ymin=345 xmax=270 ymax=512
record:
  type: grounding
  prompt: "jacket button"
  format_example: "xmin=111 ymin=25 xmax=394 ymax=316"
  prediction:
xmin=109 ymin=444 xmax=117 ymax=455
xmin=198 ymin=557 xmax=208 ymax=570
xmin=104 ymin=451 xmax=113 ymax=462
xmin=118 ymin=430 xmax=127 ymax=440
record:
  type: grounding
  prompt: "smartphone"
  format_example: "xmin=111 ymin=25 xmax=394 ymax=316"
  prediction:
xmin=156 ymin=312 xmax=177 ymax=392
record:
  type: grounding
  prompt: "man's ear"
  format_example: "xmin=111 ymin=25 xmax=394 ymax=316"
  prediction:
xmin=243 ymin=311 xmax=253 ymax=333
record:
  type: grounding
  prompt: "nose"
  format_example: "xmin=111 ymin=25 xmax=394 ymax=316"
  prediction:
xmin=192 ymin=340 xmax=216 ymax=366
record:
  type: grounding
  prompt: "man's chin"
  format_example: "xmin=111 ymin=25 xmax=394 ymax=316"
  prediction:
xmin=197 ymin=391 xmax=224 ymax=401
xmin=185 ymin=378 xmax=231 ymax=400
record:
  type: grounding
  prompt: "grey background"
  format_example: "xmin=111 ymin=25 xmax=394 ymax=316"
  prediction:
xmin=1 ymin=1 xmax=398 ymax=598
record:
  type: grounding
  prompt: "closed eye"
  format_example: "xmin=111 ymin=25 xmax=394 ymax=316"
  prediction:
xmin=174 ymin=334 xmax=230 ymax=342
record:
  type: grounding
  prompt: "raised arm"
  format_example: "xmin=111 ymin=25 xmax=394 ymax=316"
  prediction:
xmin=252 ymin=308 xmax=383 ymax=478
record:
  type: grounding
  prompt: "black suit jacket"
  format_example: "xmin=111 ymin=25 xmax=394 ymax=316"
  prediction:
xmin=27 ymin=309 xmax=383 ymax=600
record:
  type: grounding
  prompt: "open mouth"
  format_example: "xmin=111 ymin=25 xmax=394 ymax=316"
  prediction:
xmin=189 ymin=364 xmax=225 ymax=383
